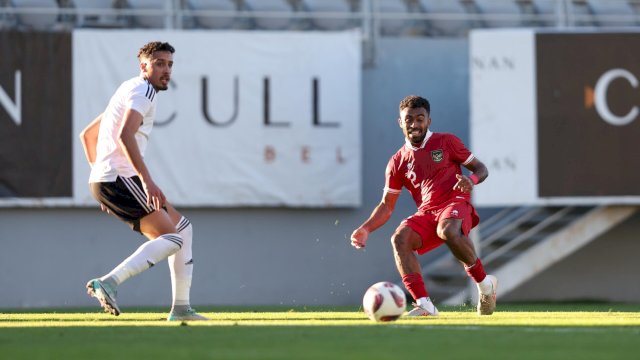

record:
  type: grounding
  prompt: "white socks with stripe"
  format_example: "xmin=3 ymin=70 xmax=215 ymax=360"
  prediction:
xmin=101 ymin=233 xmax=182 ymax=286
xmin=99 ymin=217 xmax=194 ymax=308
xmin=169 ymin=217 xmax=193 ymax=307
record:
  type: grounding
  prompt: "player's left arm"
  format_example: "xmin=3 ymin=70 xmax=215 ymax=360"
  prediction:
xmin=454 ymin=157 xmax=489 ymax=193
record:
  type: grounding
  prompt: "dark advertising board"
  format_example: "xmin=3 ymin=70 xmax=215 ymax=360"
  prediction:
xmin=0 ymin=31 xmax=72 ymax=198
xmin=537 ymin=33 xmax=640 ymax=197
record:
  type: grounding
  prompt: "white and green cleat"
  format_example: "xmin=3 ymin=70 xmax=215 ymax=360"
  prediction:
xmin=167 ymin=307 xmax=209 ymax=321
xmin=86 ymin=278 xmax=121 ymax=316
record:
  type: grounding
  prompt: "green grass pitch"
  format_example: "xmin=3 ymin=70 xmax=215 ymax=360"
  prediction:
xmin=1 ymin=304 xmax=639 ymax=360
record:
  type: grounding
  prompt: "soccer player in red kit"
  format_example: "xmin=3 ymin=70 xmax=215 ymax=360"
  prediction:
xmin=350 ymin=95 xmax=497 ymax=316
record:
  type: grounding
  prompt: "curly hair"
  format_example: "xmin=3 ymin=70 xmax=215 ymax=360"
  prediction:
xmin=137 ymin=41 xmax=175 ymax=61
xmin=399 ymin=95 xmax=430 ymax=114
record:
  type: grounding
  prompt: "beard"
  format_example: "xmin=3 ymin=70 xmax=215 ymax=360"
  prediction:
xmin=156 ymin=80 xmax=169 ymax=91
xmin=407 ymin=130 xmax=426 ymax=144
xmin=155 ymin=77 xmax=170 ymax=91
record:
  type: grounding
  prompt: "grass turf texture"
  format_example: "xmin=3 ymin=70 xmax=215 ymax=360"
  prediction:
xmin=1 ymin=304 xmax=639 ymax=360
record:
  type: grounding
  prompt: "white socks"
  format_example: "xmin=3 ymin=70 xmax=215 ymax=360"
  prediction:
xmin=98 ymin=217 xmax=195 ymax=309
xmin=416 ymin=297 xmax=438 ymax=314
xmin=477 ymin=276 xmax=494 ymax=295
xmin=101 ymin=233 xmax=183 ymax=286
xmin=168 ymin=217 xmax=193 ymax=307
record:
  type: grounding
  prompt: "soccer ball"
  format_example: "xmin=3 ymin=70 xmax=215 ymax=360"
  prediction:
xmin=362 ymin=281 xmax=406 ymax=322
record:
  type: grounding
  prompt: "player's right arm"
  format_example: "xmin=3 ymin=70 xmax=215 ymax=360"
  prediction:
xmin=80 ymin=113 xmax=112 ymax=213
xmin=350 ymin=191 xmax=400 ymax=249
xmin=352 ymin=154 xmax=403 ymax=249
xmin=118 ymin=108 xmax=165 ymax=210
xmin=79 ymin=113 xmax=103 ymax=166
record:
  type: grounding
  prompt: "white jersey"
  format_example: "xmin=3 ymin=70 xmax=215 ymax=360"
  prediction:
xmin=89 ymin=76 xmax=157 ymax=183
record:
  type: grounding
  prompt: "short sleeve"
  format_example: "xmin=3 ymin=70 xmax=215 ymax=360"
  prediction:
xmin=384 ymin=155 xmax=403 ymax=194
xmin=447 ymin=134 xmax=474 ymax=165
xmin=126 ymin=84 xmax=154 ymax=116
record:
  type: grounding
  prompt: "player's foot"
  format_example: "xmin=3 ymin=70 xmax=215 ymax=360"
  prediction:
xmin=86 ymin=278 xmax=120 ymax=316
xmin=477 ymin=274 xmax=498 ymax=315
xmin=406 ymin=302 xmax=439 ymax=317
xmin=167 ymin=307 xmax=209 ymax=321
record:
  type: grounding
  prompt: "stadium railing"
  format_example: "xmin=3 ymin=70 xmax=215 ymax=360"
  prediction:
xmin=2 ymin=0 xmax=640 ymax=33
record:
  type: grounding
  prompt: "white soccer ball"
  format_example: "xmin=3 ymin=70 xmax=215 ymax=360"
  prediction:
xmin=362 ymin=281 xmax=407 ymax=322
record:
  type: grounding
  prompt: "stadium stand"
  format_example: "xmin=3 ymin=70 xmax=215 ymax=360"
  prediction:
xmin=375 ymin=0 xmax=414 ymax=36
xmin=417 ymin=0 xmax=471 ymax=36
xmin=243 ymin=0 xmax=296 ymax=30
xmin=126 ymin=0 xmax=172 ymax=28
xmin=301 ymin=0 xmax=357 ymax=31
xmin=12 ymin=0 xmax=59 ymax=30
xmin=589 ymin=0 xmax=638 ymax=27
xmin=474 ymin=0 xmax=524 ymax=28
xmin=0 ymin=0 xmax=17 ymax=28
xmin=1 ymin=0 xmax=640 ymax=35
xmin=566 ymin=0 xmax=598 ymax=26
xmin=517 ymin=0 xmax=560 ymax=27
xmin=183 ymin=0 xmax=239 ymax=30
xmin=71 ymin=0 xmax=126 ymax=28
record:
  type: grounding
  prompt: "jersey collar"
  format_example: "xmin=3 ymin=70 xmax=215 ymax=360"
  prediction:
xmin=405 ymin=130 xmax=433 ymax=151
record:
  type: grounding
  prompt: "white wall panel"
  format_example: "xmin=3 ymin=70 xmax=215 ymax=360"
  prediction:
xmin=470 ymin=29 xmax=537 ymax=206
xmin=72 ymin=30 xmax=362 ymax=207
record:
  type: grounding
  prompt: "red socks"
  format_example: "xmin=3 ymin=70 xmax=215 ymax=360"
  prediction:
xmin=465 ymin=258 xmax=487 ymax=283
xmin=402 ymin=260 xmax=485 ymax=301
xmin=402 ymin=273 xmax=428 ymax=300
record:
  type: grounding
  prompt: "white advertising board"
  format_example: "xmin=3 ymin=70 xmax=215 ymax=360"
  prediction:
xmin=470 ymin=29 xmax=536 ymax=206
xmin=72 ymin=30 xmax=362 ymax=207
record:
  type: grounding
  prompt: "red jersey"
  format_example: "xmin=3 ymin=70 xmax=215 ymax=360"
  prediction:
xmin=385 ymin=131 xmax=475 ymax=212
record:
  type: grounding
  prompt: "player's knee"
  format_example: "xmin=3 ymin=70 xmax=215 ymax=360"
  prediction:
xmin=391 ymin=232 xmax=412 ymax=252
xmin=437 ymin=225 xmax=461 ymax=242
xmin=159 ymin=232 xmax=183 ymax=251
xmin=177 ymin=216 xmax=192 ymax=235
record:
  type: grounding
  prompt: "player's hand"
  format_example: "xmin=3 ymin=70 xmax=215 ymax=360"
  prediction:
xmin=350 ymin=227 xmax=369 ymax=249
xmin=453 ymin=174 xmax=474 ymax=193
xmin=142 ymin=178 xmax=166 ymax=210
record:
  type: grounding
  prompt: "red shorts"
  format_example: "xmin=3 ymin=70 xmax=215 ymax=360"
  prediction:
xmin=399 ymin=201 xmax=480 ymax=255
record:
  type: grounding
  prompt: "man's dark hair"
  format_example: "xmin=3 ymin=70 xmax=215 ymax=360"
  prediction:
xmin=399 ymin=95 xmax=430 ymax=114
xmin=137 ymin=41 xmax=175 ymax=61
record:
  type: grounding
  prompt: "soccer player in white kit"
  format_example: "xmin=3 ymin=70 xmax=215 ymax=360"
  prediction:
xmin=79 ymin=41 xmax=207 ymax=321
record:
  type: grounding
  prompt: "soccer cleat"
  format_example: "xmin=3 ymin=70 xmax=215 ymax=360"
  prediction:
xmin=86 ymin=278 xmax=121 ymax=316
xmin=478 ymin=274 xmax=498 ymax=315
xmin=405 ymin=302 xmax=439 ymax=317
xmin=167 ymin=307 xmax=209 ymax=321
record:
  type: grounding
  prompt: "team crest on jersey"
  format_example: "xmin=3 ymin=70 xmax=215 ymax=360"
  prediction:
xmin=431 ymin=149 xmax=444 ymax=163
